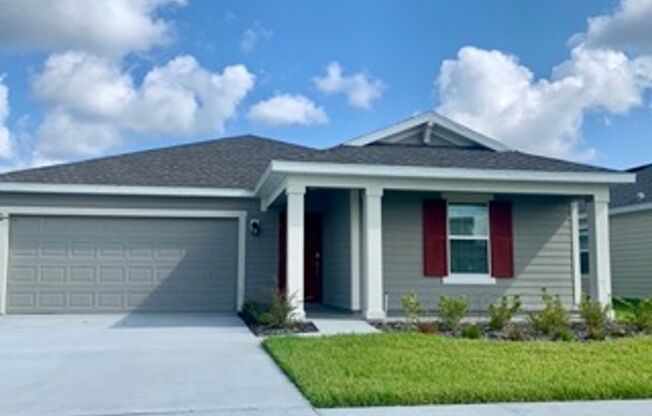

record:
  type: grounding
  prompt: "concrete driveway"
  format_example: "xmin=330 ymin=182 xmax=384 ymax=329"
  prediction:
xmin=0 ymin=313 xmax=314 ymax=416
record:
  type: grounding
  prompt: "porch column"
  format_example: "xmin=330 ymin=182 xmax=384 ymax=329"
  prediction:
xmin=286 ymin=184 xmax=306 ymax=320
xmin=362 ymin=186 xmax=385 ymax=319
xmin=587 ymin=193 xmax=612 ymax=308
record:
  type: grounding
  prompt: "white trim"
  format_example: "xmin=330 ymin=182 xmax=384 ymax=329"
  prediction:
xmin=0 ymin=213 xmax=9 ymax=314
xmin=443 ymin=274 xmax=496 ymax=285
xmin=0 ymin=182 xmax=254 ymax=198
xmin=570 ymin=201 xmax=582 ymax=306
xmin=264 ymin=160 xmax=635 ymax=185
xmin=286 ymin=186 xmax=306 ymax=320
xmin=362 ymin=186 xmax=385 ymax=319
xmin=611 ymin=202 xmax=652 ymax=216
xmin=344 ymin=111 xmax=513 ymax=151
xmin=0 ymin=207 xmax=248 ymax=313
xmin=349 ymin=189 xmax=361 ymax=311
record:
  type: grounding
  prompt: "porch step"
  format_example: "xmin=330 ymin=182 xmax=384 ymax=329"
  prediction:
xmin=308 ymin=318 xmax=380 ymax=336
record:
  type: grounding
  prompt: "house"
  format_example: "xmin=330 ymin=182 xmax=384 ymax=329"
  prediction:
xmin=602 ymin=164 xmax=652 ymax=299
xmin=0 ymin=112 xmax=633 ymax=319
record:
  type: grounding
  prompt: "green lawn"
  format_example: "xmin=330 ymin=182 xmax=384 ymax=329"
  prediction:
xmin=263 ymin=333 xmax=652 ymax=407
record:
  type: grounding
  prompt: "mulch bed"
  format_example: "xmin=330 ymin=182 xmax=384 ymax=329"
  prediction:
xmin=369 ymin=320 xmax=639 ymax=341
xmin=238 ymin=312 xmax=318 ymax=336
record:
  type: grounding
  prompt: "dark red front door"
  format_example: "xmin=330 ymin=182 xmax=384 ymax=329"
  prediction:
xmin=277 ymin=212 xmax=323 ymax=302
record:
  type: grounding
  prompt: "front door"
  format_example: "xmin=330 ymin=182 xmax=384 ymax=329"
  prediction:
xmin=277 ymin=212 xmax=323 ymax=302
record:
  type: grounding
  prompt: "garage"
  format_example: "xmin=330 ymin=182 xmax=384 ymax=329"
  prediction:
xmin=6 ymin=216 xmax=239 ymax=314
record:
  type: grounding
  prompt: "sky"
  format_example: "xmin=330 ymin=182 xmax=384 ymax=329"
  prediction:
xmin=0 ymin=0 xmax=651 ymax=171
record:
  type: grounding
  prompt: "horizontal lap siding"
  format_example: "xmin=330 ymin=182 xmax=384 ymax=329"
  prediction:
xmin=610 ymin=211 xmax=652 ymax=299
xmin=383 ymin=192 xmax=573 ymax=312
xmin=0 ymin=193 xmax=279 ymax=304
xmin=321 ymin=190 xmax=352 ymax=309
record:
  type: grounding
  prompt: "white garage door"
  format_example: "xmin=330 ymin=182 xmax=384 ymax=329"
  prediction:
xmin=6 ymin=216 xmax=238 ymax=313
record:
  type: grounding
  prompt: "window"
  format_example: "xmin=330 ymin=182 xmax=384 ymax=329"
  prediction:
xmin=448 ymin=203 xmax=489 ymax=274
xmin=579 ymin=228 xmax=589 ymax=275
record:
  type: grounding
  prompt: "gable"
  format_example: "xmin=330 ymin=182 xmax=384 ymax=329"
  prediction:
xmin=345 ymin=111 xmax=511 ymax=151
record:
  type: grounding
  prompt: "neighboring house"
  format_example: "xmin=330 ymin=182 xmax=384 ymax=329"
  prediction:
xmin=0 ymin=112 xmax=633 ymax=318
xmin=604 ymin=164 xmax=652 ymax=299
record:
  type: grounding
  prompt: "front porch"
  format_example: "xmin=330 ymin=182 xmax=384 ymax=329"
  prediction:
xmin=261 ymin=171 xmax=614 ymax=321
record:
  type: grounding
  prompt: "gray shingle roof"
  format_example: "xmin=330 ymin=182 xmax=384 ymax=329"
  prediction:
xmin=611 ymin=164 xmax=652 ymax=208
xmin=0 ymin=136 xmax=616 ymax=190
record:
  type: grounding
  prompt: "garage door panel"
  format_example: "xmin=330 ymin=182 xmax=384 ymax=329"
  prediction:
xmin=7 ymin=216 xmax=238 ymax=313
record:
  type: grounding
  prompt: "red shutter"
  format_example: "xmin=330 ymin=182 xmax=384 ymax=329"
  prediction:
xmin=423 ymin=199 xmax=448 ymax=277
xmin=489 ymin=201 xmax=514 ymax=278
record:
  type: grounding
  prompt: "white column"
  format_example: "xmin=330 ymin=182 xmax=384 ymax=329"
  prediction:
xmin=362 ymin=186 xmax=385 ymax=319
xmin=570 ymin=200 xmax=582 ymax=307
xmin=0 ymin=213 xmax=9 ymax=315
xmin=349 ymin=189 xmax=361 ymax=311
xmin=286 ymin=184 xmax=306 ymax=320
xmin=587 ymin=193 xmax=612 ymax=308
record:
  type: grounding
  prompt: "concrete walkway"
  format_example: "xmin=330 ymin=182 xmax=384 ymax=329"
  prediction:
xmin=309 ymin=318 xmax=379 ymax=335
xmin=317 ymin=400 xmax=652 ymax=416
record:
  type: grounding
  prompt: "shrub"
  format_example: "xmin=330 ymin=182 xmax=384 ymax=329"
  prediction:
xmin=242 ymin=299 xmax=267 ymax=324
xmin=507 ymin=326 xmax=526 ymax=341
xmin=579 ymin=295 xmax=608 ymax=340
xmin=630 ymin=298 xmax=652 ymax=333
xmin=529 ymin=290 xmax=569 ymax=336
xmin=401 ymin=292 xmax=426 ymax=329
xmin=461 ymin=325 xmax=482 ymax=339
xmin=439 ymin=296 xmax=468 ymax=332
xmin=554 ymin=327 xmax=575 ymax=342
xmin=488 ymin=295 xmax=522 ymax=331
xmin=260 ymin=290 xmax=297 ymax=326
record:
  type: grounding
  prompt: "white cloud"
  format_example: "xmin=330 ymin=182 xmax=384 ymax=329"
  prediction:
xmin=313 ymin=62 xmax=384 ymax=109
xmin=0 ymin=0 xmax=185 ymax=56
xmin=32 ymin=51 xmax=255 ymax=162
xmin=0 ymin=76 xmax=12 ymax=158
xmin=247 ymin=94 xmax=328 ymax=126
xmin=240 ymin=22 xmax=273 ymax=54
xmin=580 ymin=0 xmax=652 ymax=55
xmin=435 ymin=0 xmax=652 ymax=161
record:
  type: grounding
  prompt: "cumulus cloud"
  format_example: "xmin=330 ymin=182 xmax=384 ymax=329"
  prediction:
xmin=313 ymin=62 xmax=384 ymax=109
xmin=240 ymin=22 xmax=273 ymax=54
xmin=0 ymin=77 xmax=12 ymax=158
xmin=580 ymin=0 xmax=652 ymax=55
xmin=247 ymin=94 xmax=328 ymax=126
xmin=0 ymin=0 xmax=185 ymax=57
xmin=32 ymin=51 xmax=255 ymax=162
xmin=435 ymin=0 xmax=652 ymax=161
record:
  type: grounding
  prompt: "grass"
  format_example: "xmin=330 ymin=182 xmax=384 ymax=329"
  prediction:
xmin=613 ymin=298 xmax=640 ymax=322
xmin=263 ymin=333 xmax=652 ymax=407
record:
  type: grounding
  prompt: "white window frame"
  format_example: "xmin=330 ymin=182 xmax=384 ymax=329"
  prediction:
xmin=444 ymin=198 xmax=496 ymax=285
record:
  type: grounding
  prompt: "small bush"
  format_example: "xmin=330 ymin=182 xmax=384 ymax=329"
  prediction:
xmin=260 ymin=290 xmax=297 ymax=326
xmin=417 ymin=322 xmax=439 ymax=334
xmin=488 ymin=295 xmax=522 ymax=331
xmin=401 ymin=292 xmax=426 ymax=329
xmin=630 ymin=298 xmax=652 ymax=333
xmin=554 ymin=327 xmax=575 ymax=342
xmin=529 ymin=290 xmax=569 ymax=336
xmin=439 ymin=296 xmax=468 ymax=332
xmin=507 ymin=326 xmax=526 ymax=341
xmin=579 ymin=295 xmax=608 ymax=340
xmin=461 ymin=325 xmax=482 ymax=339
xmin=242 ymin=299 xmax=267 ymax=324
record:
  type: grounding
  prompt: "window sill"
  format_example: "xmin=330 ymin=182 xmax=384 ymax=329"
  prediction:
xmin=443 ymin=274 xmax=496 ymax=285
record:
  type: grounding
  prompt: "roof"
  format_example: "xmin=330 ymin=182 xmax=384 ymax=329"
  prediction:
xmin=0 ymin=136 xmax=620 ymax=191
xmin=611 ymin=164 xmax=652 ymax=208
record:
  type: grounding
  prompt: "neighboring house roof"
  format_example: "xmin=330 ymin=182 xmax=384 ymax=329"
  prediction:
xmin=0 ymin=112 xmax=626 ymax=191
xmin=611 ymin=164 xmax=652 ymax=208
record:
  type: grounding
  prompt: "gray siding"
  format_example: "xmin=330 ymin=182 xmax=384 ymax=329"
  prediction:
xmin=610 ymin=210 xmax=652 ymax=299
xmin=0 ymin=193 xmax=278 ymax=303
xmin=382 ymin=192 xmax=573 ymax=312
xmin=321 ymin=190 xmax=352 ymax=309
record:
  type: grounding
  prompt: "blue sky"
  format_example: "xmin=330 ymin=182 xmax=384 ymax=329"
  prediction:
xmin=0 ymin=0 xmax=651 ymax=170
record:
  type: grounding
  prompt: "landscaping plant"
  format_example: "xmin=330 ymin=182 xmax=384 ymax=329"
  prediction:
xmin=529 ymin=290 xmax=570 ymax=338
xmin=461 ymin=325 xmax=482 ymax=339
xmin=629 ymin=297 xmax=652 ymax=333
xmin=401 ymin=292 xmax=426 ymax=329
xmin=261 ymin=290 xmax=297 ymax=325
xmin=438 ymin=296 xmax=468 ymax=332
xmin=488 ymin=295 xmax=522 ymax=330
xmin=579 ymin=295 xmax=609 ymax=340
